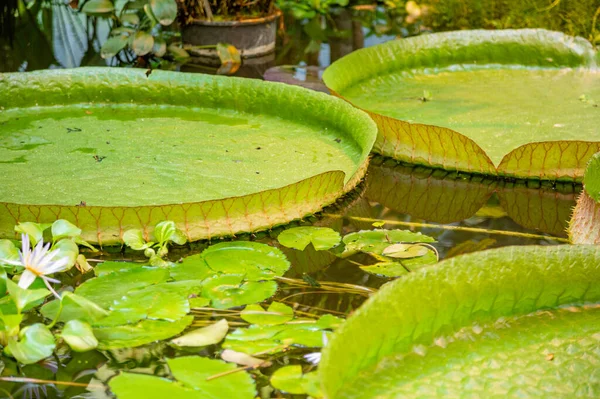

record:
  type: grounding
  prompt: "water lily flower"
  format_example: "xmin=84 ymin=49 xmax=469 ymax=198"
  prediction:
xmin=1 ymin=234 xmax=70 ymax=297
xmin=303 ymin=352 xmax=322 ymax=365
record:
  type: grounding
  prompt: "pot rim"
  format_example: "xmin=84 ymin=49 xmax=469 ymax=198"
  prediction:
xmin=185 ymin=9 xmax=281 ymax=27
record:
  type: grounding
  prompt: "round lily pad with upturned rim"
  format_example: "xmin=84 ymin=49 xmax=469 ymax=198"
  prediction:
xmin=323 ymin=29 xmax=600 ymax=181
xmin=0 ymin=68 xmax=376 ymax=245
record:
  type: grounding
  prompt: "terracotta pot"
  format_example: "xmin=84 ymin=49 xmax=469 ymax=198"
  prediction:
xmin=182 ymin=11 xmax=280 ymax=59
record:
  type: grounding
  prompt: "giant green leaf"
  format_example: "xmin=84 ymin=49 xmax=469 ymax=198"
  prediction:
xmin=323 ymin=29 xmax=600 ymax=181
xmin=569 ymin=152 xmax=600 ymax=244
xmin=0 ymin=68 xmax=376 ymax=245
xmin=320 ymin=245 xmax=600 ymax=398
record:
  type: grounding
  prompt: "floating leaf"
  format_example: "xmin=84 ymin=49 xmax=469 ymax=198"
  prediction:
xmin=94 ymin=316 xmax=193 ymax=349
xmin=7 ymin=324 xmax=55 ymax=365
xmin=53 ymin=238 xmax=79 ymax=268
xmin=75 ymin=267 xmax=170 ymax=308
xmin=343 ymin=229 xmax=434 ymax=256
xmin=381 ymin=243 xmax=429 ymax=259
xmin=131 ymin=31 xmax=154 ymax=56
xmin=323 ymin=29 xmax=600 ymax=180
xmin=94 ymin=261 xmax=144 ymax=277
xmin=223 ymin=323 xmax=329 ymax=354
xmin=277 ymin=227 xmax=341 ymax=251
xmin=167 ymin=356 xmax=256 ymax=398
xmin=320 ymin=245 xmax=600 ymax=398
xmin=154 ymin=221 xmax=186 ymax=245
xmin=188 ymin=297 xmax=210 ymax=308
xmin=241 ymin=302 xmax=294 ymax=325
xmin=110 ymin=373 xmax=202 ymax=399
xmin=0 ymin=68 xmax=375 ymax=245
xmin=271 ymin=365 xmax=305 ymax=394
xmin=171 ymin=319 xmax=229 ymax=347
xmin=120 ymin=12 xmax=140 ymax=25
xmin=316 ymin=314 xmax=344 ymax=330
xmin=153 ymin=37 xmax=167 ymax=58
xmin=0 ymin=239 xmax=19 ymax=265
xmin=150 ymin=0 xmax=177 ymax=25
xmin=61 ymin=320 xmax=98 ymax=352
xmin=200 ymin=242 xmax=291 ymax=280
xmin=202 ymin=274 xmax=278 ymax=309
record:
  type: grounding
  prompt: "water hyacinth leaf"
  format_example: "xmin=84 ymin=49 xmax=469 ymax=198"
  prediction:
xmin=271 ymin=365 xmax=305 ymax=394
xmin=241 ymin=302 xmax=294 ymax=325
xmin=150 ymin=0 xmax=177 ymax=25
xmin=61 ymin=320 xmax=98 ymax=352
xmin=171 ymin=319 xmax=229 ymax=347
xmin=569 ymin=152 xmax=600 ymax=244
xmin=110 ymin=373 xmax=203 ymax=399
xmin=120 ymin=12 xmax=140 ymax=25
xmin=202 ymin=274 xmax=278 ymax=309
xmin=320 ymin=245 xmax=600 ymax=398
xmin=167 ymin=356 xmax=256 ymax=399
xmin=277 ymin=227 xmax=341 ymax=251
xmin=81 ymin=0 xmax=114 ymax=14
xmin=221 ymin=349 xmax=268 ymax=367
xmin=51 ymin=219 xmax=81 ymax=240
xmin=0 ymin=69 xmax=376 ymax=245
xmin=323 ymin=29 xmax=600 ymax=180
xmin=123 ymin=229 xmax=152 ymax=251
xmin=154 ymin=221 xmax=186 ymax=245
xmin=94 ymin=316 xmax=193 ymax=349
xmin=53 ymin=238 xmax=79 ymax=268
xmin=5 ymin=279 xmax=50 ymax=313
xmin=131 ymin=31 xmax=154 ymax=56
xmin=41 ymin=292 xmax=109 ymax=324
xmin=14 ymin=222 xmax=50 ymax=246
xmin=7 ymin=323 xmax=55 ymax=365
xmin=75 ymin=267 xmax=170 ymax=308
xmin=201 ymin=242 xmax=291 ymax=280
xmin=343 ymin=229 xmax=435 ymax=255
xmin=153 ymin=37 xmax=167 ymax=58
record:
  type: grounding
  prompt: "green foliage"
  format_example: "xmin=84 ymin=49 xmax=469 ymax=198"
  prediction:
xmin=170 ymin=318 xmax=229 ymax=347
xmin=201 ymin=274 xmax=278 ymax=309
xmin=277 ymin=226 xmax=341 ymax=251
xmin=6 ymin=323 xmax=55 ymax=365
xmin=124 ymin=220 xmax=187 ymax=265
xmin=240 ymin=302 xmax=294 ymax=325
xmin=277 ymin=0 xmax=349 ymax=19
xmin=271 ymin=365 xmax=322 ymax=396
xmin=320 ymin=245 xmax=600 ymax=398
xmin=583 ymin=152 xmax=600 ymax=202
xmin=61 ymin=320 xmax=98 ymax=352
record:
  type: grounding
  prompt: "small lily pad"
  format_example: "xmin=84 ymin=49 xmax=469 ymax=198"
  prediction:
xmin=240 ymin=302 xmax=294 ymax=325
xmin=381 ymin=243 xmax=429 ymax=259
xmin=202 ymin=274 xmax=278 ymax=309
xmin=7 ymin=323 xmax=55 ymax=365
xmin=271 ymin=365 xmax=305 ymax=394
xmin=277 ymin=227 xmax=341 ymax=251
xmin=94 ymin=316 xmax=193 ymax=349
xmin=200 ymin=242 xmax=291 ymax=280
xmin=223 ymin=323 xmax=329 ymax=354
xmin=61 ymin=320 xmax=98 ymax=352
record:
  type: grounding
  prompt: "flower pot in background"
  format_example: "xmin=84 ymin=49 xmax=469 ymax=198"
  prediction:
xmin=182 ymin=11 xmax=280 ymax=58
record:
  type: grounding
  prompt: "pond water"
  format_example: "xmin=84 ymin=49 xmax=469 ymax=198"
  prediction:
xmin=0 ymin=8 xmax=585 ymax=399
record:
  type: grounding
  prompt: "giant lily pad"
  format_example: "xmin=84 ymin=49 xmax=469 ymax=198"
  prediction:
xmin=0 ymin=68 xmax=376 ymax=245
xmin=323 ymin=29 xmax=600 ymax=181
xmin=319 ymin=245 xmax=600 ymax=398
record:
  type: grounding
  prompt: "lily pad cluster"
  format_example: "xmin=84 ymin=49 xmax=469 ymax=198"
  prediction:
xmin=277 ymin=226 xmax=438 ymax=277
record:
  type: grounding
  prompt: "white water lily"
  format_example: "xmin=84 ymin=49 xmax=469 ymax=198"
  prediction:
xmin=1 ymin=234 xmax=70 ymax=297
xmin=303 ymin=352 xmax=322 ymax=365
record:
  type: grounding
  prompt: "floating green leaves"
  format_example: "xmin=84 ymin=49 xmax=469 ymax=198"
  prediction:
xmin=277 ymin=227 xmax=341 ymax=251
xmin=150 ymin=0 xmax=178 ymax=25
xmin=170 ymin=319 xmax=229 ymax=347
xmin=94 ymin=317 xmax=193 ymax=349
xmin=109 ymin=356 xmax=256 ymax=399
xmin=240 ymin=302 xmax=294 ymax=325
xmin=201 ymin=274 xmax=278 ymax=309
xmin=343 ymin=229 xmax=435 ymax=256
xmin=320 ymin=245 xmax=600 ymax=398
